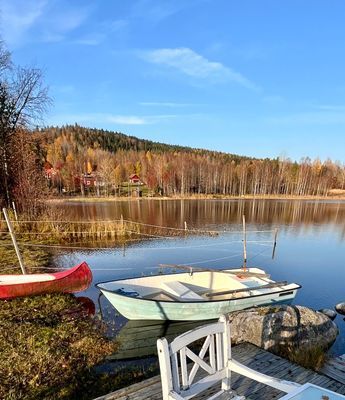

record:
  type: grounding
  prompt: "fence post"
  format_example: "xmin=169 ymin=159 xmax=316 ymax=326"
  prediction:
xmin=2 ymin=208 xmax=26 ymax=274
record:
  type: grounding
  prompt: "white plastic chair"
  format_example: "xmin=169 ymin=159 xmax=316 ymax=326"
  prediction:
xmin=157 ymin=315 xmax=300 ymax=400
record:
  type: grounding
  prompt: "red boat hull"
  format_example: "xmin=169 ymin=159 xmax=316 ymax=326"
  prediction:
xmin=0 ymin=262 xmax=93 ymax=300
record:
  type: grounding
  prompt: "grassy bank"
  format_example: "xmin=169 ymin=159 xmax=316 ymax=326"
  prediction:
xmin=0 ymin=294 xmax=117 ymax=400
xmin=0 ymin=237 xmax=51 ymax=275
xmin=0 ymin=293 xmax=159 ymax=400
xmin=0 ymin=224 xmax=159 ymax=399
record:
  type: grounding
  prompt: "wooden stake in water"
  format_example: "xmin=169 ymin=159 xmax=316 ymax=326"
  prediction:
xmin=272 ymin=228 xmax=278 ymax=260
xmin=242 ymin=215 xmax=247 ymax=272
xmin=2 ymin=208 xmax=26 ymax=274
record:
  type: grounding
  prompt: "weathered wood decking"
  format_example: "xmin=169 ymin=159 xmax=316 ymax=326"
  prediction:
xmin=321 ymin=354 xmax=345 ymax=384
xmin=95 ymin=343 xmax=345 ymax=400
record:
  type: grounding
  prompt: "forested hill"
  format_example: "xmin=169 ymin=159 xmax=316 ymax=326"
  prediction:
xmin=35 ymin=124 xmax=247 ymax=161
xmin=34 ymin=124 xmax=345 ymax=197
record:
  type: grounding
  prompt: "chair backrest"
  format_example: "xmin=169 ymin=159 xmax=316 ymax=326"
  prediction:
xmin=157 ymin=315 xmax=232 ymax=400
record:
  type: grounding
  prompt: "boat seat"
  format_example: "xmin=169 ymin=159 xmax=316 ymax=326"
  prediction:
xmin=162 ymin=281 xmax=204 ymax=301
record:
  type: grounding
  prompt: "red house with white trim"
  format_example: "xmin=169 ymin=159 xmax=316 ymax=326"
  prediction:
xmin=129 ymin=174 xmax=142 ymax=184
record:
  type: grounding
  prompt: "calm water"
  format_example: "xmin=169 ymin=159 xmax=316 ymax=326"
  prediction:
xmin=56 ymin=199 xmax=345 ymax=355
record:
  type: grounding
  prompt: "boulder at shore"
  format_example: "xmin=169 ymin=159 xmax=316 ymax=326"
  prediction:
xmin=318 ymin=308 xmax=337 ymax=320
xmin=228 ymin=305 xmax=338 ymax=354
xmin=335 ymin=302 xmax=345 ymax=315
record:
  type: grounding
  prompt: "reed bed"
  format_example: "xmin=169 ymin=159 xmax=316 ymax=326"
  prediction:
xmin=12 ymin=219 xmax=136 ymax=242
xmin=0 ymin=212 xmax=207 ymax=248
xmin=0 ymin=208 xmax=142 ymax=243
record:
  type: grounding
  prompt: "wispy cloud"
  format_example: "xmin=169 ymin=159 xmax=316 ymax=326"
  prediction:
xmin=0 ymin=0 xmax=91 ymax=46
xmin=0 ymin=0 xmax=47 ymax=45
xmin=141 ymin=47 xmax=258 ymax=89
xmin=51 ymin=85 xmax=76 ymax=94
xmin=107 ymin=115 xmax=147 ymax=125
xmin=131 ymin=0 xmax=202 ymax=22
xmin=73 ymin=19 xmax=128 ymax=46
xmin=312 ymin=104 xmax=345 ymax=111
xmin=73 ymin=33 xmax=105 ymax=46
xmin=41 ymin=5 xmax=91 ymax=43
xmin=262 ymin=95 xmax=284 ymax=104
xmin=109 ymin=19 xmax=129 ymax=32
xmin=139 ymin=101 xmax=201 ymax=107
xmin=48 ymin=113 xmax=178 ymax=126
xmin=265 ymin=110 xmax=345 ymax=125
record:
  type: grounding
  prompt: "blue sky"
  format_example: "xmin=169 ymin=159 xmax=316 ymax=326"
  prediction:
xmin=1 ymin=0 xmax=345 ymax=162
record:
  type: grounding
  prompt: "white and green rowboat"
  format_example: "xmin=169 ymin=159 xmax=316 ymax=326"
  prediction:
xmin=96 ymin=267 xmax=301 ymax=321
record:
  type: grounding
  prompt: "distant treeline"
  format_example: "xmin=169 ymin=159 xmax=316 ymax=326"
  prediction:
xmin=35 ymin=124 xmax=345 ymax=197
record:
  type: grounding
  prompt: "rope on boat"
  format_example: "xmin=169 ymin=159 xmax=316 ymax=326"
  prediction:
xmin=161 ymin=253 xmax=244 ymax=266
xmin=247 ymin=247 xmax=272 ymax=262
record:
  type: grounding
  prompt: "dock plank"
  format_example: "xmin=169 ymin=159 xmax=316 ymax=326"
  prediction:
xmin=95 ymin=343 xmax=345 ymax=400
xmin=321 ymin=354 xmax=345 ymax=385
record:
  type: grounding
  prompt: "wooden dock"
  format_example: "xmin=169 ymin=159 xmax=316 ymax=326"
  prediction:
xmin=95 ymin=343 xmax=345 ymax=400
xmin=321 ymin=354 xmax=345 ymax=384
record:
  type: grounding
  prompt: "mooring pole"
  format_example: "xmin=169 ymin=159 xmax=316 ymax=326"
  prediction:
xmin=2 ymin=208 xmax=26 ymax=274
xmin=12 ymin=201 xmax=18 ymax=221
xmin=272 ymin=228 xmax=278 ymax=259
xmin=242 ymin=214 xmax=247 ymax=271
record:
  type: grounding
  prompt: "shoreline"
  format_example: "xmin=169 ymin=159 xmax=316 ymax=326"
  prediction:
xmin=47 ymin=194 xmax=345 ymax=203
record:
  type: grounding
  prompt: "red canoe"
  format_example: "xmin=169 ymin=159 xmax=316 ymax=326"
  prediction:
xmin=0 ymin=262 xmax=93 ymax=300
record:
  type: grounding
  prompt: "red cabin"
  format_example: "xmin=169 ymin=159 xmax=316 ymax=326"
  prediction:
xmin=129 ymin=174 xmax=142 ymax=184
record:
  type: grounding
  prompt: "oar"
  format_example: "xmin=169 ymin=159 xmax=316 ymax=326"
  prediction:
xmin=158 ymin=264 xmax=271 ymax=279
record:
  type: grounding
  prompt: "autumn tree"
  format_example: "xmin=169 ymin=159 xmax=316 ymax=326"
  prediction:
xmin=0 ymin=39 xmax=50 ymax=208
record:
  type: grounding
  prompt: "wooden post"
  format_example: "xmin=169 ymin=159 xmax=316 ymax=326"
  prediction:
xmin=242 ymin=215 xmax=247 ymax=271
xmin=272 ymin=228 xmax=278 ymax=259
xmin=12 ymin=201 xmax=18 ymax=221
xmin=184 ymin=221 xmax=188 ymax=231
xmin=120 ymin=214 xmax=124 ymax=230
xmin=2 ymin=208 xmax=26 ymax=274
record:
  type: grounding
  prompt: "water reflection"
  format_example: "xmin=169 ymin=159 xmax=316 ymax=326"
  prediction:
xmin=108 ymin=319 xmax=210 ymax=361
xmin=55 ymin=199 xmax=345 ymax=355
xmin=60 ymin=199 xmax=345 ymax=239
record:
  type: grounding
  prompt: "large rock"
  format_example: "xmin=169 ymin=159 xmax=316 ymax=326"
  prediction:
xmin=335 ymin=302 xmax=345 ymax=315
xmin=228 ymin=305 xmax=338 ymax=353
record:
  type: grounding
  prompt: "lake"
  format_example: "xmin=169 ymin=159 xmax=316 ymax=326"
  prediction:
xmin=55 ymin=199 xmax=345 ymax=356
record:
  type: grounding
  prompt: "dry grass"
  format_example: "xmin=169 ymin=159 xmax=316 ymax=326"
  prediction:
xmin=0 ymin=207 xmax=141 ymax=247
xmin=275 ymin=342 xmax=326 ymax=370
xmin=0 ymin=294 xmax=116 ymax=400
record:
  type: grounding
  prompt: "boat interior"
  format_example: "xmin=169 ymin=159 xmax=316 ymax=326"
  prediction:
xmin=98 ymin=268 xmax=298 ymax=302
xmin=0 ymin=273 xmax=55 ymax=284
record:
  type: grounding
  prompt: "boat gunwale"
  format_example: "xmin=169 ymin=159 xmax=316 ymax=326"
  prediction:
xmin=95 ymin=271 xmax=301 ymax=305
xmin=0 ymin=262 xmax=91 ymax=286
